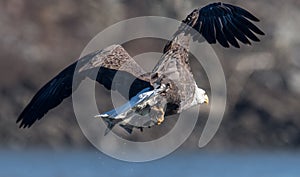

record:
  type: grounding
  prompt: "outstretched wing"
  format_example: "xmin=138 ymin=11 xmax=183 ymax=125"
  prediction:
xmin=196 ymin=2 xmax=264 ymax=47
xmin=17 ymin=45 xmax=151 ymax=128
xmin=164 ymin=2 xmax=264 ymax=52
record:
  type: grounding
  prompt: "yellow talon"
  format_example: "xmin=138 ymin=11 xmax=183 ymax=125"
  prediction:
xmin=157 ymin=116 xmax=164 ymax=125
xmin=151 ymin=106 xmax=165 ymax=125
xmin=156 ymin=107 xmax=165 ymax=125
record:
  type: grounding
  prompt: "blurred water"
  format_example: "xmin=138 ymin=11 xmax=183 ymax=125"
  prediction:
xmin=1 ymin=150 xmax=299 ymax=177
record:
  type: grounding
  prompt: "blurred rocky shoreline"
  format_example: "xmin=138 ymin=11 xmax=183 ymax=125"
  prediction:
xmin=1 ymin=0 xmax=300 ymax=150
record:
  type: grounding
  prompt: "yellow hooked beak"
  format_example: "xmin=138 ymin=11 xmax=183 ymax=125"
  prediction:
xmin=204 ymin=94 xmax=209 ymax=104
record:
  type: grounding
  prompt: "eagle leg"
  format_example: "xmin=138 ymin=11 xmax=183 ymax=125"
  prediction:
xmin=150 ymin=105 xmax=165 ymax=125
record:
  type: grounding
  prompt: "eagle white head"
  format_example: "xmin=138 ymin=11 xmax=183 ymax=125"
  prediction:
xmin=192 ymin=87 xmax=209 ymax=106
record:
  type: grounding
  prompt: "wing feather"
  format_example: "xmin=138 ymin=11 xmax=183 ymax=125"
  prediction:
xmin=184 ymin=2 xmax=264 ymax=48
xmin=17 ymin=45 xmax=151 ymax=128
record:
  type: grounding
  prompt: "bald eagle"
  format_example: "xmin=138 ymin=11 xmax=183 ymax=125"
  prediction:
xmin=17 ymin=2 xmax=264 ymax=134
